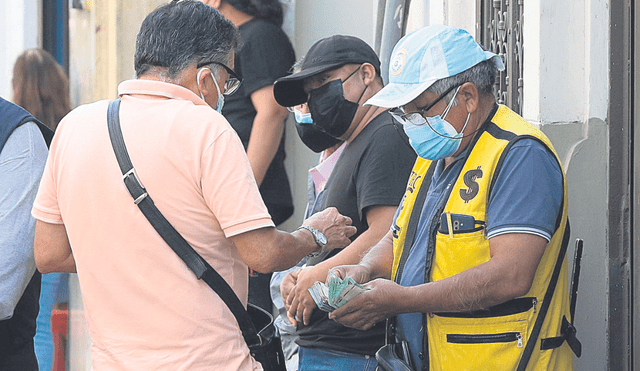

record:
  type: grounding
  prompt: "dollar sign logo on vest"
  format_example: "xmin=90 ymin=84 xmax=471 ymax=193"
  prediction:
xmin=460 ymin=166 xmax=483 ymax=203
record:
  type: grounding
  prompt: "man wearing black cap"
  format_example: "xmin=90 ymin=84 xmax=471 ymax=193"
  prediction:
xmin=274 ymin=35 xmax=416 ymax=370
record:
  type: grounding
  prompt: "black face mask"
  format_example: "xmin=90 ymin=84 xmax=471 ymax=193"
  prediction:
xmin=307 ymin=67 xmax=368 ymax=139
xmin=294 ymin=120 xmax=342 ymax=153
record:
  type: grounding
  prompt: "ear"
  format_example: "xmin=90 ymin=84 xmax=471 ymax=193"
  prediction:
xmin=361 ymin=63 xmax=378 ymax=86
xmin=197 ymin=67 xmax=215 ymax=98
xmin=459 ymin=82 xmax=479 ymax=114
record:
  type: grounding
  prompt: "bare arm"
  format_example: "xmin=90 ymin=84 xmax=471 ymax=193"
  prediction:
xmin=330 ymin=233 xmax=547 ymax=330
xmin=409 ymin=233 xmax=547 ymax=312
xmin=247 ymin=85 xmax=289 ymax=186
xmin=331 ymin=229 xmax=396 ymax=283
xmin=304 ymin=206 xmax=396 ymax=280
xmin=230 ymin=207 xmax=356 ymax=274
xmin=285 ymin=205 xmax=397 ymax=325
xmin=34 ymin=220 xmax=77 ymax=274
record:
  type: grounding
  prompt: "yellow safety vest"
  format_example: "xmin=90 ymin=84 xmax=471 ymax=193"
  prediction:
xmin=392 ymin=105 xmax=573 ymax=370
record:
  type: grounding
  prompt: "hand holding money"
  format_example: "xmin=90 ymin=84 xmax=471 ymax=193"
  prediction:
xmin=308 ymin=270 xmax=370 ymax=312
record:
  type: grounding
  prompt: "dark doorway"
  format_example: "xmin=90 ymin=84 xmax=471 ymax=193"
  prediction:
xmin=42 ymin=0 xmax=69 ymax=74
xmin=634 ymin=0 xmax=639 ymax=369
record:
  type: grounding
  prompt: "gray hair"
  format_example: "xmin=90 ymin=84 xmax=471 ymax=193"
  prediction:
xmin=134 ymin=0 xmax=241 ymax=79
xmin=427 ymin=59 xmax=498 ymax=106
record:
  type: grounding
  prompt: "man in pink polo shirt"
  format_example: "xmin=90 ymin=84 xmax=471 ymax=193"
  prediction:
xmin=31 ymin=1 xmax=355 ymax=370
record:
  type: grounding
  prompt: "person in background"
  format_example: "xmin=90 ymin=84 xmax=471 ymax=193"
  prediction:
xmin=12 ymin=49 xmax=71 ymax=132
xmin=273 ymin=35 xmax=417 ymax=371
xmin=0 ymin=97 xmax=52 ymax=370
xmin=329 ymin=25 xmax=575 ymax=371
xmin=31 ymin=2 xmax=354 ymax=370
xmin=270 ymin=57 xmax=346 ymax=371
xmin=12 ymin=47 xmax=71 ymax=371
xmin=199 ymin=0 xmax=296 ymax=313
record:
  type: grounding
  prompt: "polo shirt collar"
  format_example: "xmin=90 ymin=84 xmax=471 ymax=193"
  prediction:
xmin=118 ymin=79 xmax=207 ymax=106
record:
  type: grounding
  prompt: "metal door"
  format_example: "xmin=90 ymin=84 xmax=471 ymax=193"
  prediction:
xmin=610 ymin=0 xmax=635 ymax=369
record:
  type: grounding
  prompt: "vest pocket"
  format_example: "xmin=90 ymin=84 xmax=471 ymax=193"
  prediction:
xmin=432 ymin=230 xmax=491 ymax=280
xmin=447 ymin=332 xmax=523 ymax=347
xmin=428 ymin=307 xmax=534 ymax=371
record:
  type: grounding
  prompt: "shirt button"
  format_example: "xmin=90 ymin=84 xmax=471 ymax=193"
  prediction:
xmin=418 ymin=352 xmax=425 ymax=360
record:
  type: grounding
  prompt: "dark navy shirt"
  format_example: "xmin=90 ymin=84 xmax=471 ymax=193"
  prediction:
xmin=395 ymin=138 xmax=563 ymax=369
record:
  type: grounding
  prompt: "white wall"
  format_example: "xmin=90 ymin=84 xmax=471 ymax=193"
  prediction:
xmin=527 ymin=1 xmax=610 ymax=370
xmin=0 ymin=0 xmax=40 ymax=100
xmin=524 ymin=0 xmax=608 ymax=125
xmin=527 ymin=1 xmax=587 ymax=124
xmin=585 ymin=0 xmax=609 ymax=120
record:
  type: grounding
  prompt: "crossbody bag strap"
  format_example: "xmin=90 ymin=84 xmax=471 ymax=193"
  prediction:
xmin=516 ymin=219 xmax=571 ymax=371
xmin=106 ymin=99 xmax=261 ymax=347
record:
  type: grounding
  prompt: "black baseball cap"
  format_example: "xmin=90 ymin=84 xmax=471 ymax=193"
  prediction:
xmin=274 ymin=35 xmax=381 ymax=107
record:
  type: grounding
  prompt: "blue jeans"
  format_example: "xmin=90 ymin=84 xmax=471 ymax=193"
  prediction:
xmin=298 ymin=347 xmax=378 ymax=371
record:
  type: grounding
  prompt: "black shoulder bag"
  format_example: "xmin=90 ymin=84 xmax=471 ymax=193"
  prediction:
xmin=107 ymin=99 xmax=286 ymax=371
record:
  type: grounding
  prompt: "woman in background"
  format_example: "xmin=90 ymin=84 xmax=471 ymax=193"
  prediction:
xmin=13 ymin=48 xmax=70 ymax=131
xmin=201 ymin=0 xmax=296 ymax=313
xmin=13 ymin=48 xmax=71 ymax=371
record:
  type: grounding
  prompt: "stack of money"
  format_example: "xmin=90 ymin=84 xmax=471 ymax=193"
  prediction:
xmin=308 ymin=271 xmax=369 ymax=312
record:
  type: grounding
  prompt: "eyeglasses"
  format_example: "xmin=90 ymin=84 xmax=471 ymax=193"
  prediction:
xmin=389 ymin=84 xmax=461 ymax=126
xmin=197 ymin=61 xmax=243 ymax=96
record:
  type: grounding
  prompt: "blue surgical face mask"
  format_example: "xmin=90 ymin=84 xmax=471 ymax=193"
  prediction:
xmin=196 ymin=67 xmax=225 ymax=113
xmin=392 ymin=87 xmax=470 ymax=160
xmin=293 ymin=107 xmax=313 ymax=124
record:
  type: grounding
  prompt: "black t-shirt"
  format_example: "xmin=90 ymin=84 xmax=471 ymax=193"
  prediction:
xmin=296 ymin=111 xmax=417 ymax=355
xmin=222 ymin=18 xmax=295 ymax=224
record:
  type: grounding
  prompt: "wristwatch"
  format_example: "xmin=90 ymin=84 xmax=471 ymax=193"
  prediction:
xmin=296 ymin=225 xmax=328 ymax=250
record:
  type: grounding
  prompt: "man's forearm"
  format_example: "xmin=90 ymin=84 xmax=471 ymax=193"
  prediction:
xmin=314 ymin=206 xmax=397 ymax=274
xmin=231 ymin=207 xmax=357 ymax=274
xmin=313 ymin=229 xmax=380 ymax=275
xmin=390 ymin=233 xmax=548 ymax=315
xmin=359 ymin=230 xmax=395 ymax=280
xmin=403 ymin=259 xmax=532 ymax=315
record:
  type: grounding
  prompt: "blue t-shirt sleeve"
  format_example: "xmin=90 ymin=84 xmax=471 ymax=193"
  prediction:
xmin=486 ymin=139 xmax=563 ymax=241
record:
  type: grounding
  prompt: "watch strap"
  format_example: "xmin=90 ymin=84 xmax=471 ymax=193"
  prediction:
xmin=296 ymin=225 xmax=326 ymax=249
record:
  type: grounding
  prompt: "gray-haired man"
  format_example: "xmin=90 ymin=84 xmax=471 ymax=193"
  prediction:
xmin=31 ymin=2 xmax=354 ymax=370
xmin=330 ymin=25 xmax=575 ymax=371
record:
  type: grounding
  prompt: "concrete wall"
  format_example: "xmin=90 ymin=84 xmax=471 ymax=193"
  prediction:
xmin=526 ymin=1 xmax=609 ymax=369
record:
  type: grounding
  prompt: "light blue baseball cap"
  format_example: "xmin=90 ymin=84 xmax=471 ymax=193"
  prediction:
xmin=366 ymin=25 xmax=504 ymax=108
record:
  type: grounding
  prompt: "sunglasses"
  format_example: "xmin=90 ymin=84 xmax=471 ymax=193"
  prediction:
xmin=197 ymin=61 xmax=243 ymax=96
